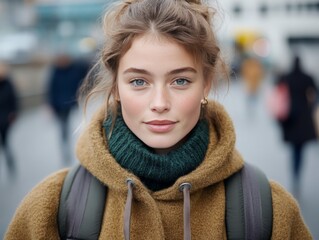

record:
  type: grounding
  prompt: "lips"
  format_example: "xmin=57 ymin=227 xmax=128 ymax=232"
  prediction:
xmin=145 ymin=120 xmax=176 ymax=125
xmin=144 ymin=120 xmax=177 ymax=133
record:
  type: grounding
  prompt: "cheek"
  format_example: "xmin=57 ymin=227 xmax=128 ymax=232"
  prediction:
xmin=177 ymin=95 xmax=202 ymax=117
xmin=119 ymin=92 xmax=145 ymax=118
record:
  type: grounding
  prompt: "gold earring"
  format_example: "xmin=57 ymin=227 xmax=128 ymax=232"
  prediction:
xmin=201 ymin=97 xmax=208 ymax=105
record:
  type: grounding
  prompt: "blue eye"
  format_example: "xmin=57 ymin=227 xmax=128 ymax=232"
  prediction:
xmin=131 ymin=79 xmax=146 ymax=87
xmin=173 ymin=78 xmax=189 ymax=86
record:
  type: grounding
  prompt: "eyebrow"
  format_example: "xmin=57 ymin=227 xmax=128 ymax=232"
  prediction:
xmin=123 ymin=67 xmax=197 ymax=76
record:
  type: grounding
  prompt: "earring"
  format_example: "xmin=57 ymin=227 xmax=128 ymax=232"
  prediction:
xmin=201 ymin=97 xmax=208 ymax=105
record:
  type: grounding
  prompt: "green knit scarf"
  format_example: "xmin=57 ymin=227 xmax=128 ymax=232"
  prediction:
xmin=103 ymin=113 xmax=209 ymax=191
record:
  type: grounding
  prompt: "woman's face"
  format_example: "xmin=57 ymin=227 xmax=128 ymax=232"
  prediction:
xmin=117 ymin=35 xmax=211 ymax=152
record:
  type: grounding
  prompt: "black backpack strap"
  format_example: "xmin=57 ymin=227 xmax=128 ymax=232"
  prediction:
xmin=58 ymin=164 xmax=107 ymax=240
xmin=225 ymin=162 xmax=273 ymax=240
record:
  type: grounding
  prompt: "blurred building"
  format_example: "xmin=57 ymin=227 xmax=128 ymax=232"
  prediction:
xmin=0 ymin=0 xmax=113 ymax=64
xmin=1 ymin=0 xmax=318 ymax=106
xmin=219 ymin=0 xmax=319 ymax=81
xmin=1 ymin=0 xmax=318 ymax=66
xmin=0 ymin=0 xmax=114 ymax=108
xmin=35 ymin=0 xmax=110 ymax=58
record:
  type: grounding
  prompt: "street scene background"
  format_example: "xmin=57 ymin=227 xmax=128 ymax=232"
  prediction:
xmin=1 ymin=0 xmax=319 ymax=238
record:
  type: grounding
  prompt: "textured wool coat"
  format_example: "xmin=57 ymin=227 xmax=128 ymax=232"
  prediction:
xmin=5 ymin=101 xmax=312 ymax=239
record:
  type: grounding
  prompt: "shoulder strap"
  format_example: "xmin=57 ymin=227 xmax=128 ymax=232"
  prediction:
xmin=58 ymin=164 xmax=107 ymax=240
xmin=225 ymin=162 xmax=273 ymax=240
xmin=58 ymin=163 xmax=272 ymax=239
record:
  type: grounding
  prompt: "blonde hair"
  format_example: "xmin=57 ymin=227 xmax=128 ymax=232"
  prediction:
xmin=79 ymin=0 xmax=224 ymax=122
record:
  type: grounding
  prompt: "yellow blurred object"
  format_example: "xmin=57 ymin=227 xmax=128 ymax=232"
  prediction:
xmin=241 ymin=57 xmax=264 ymax=94
xmin=235 ymin=30 xmax=260 ymax=52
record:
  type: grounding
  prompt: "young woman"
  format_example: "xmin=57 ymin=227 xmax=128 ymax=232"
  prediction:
xmin=5 ymin=0 xmax=311 ymax=239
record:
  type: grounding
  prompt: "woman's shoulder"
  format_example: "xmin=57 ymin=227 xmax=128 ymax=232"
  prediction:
xmin=269 ymin=180 xmax=312 ymax=239
xmin=5 ymin=169 xmax=69 ymax=239
xmin=13 ymin=168 xmax=68 ymax=217
xmin=269 ymin=180 xmax=299 ymax=214
xmin=25 ymin=168 xmax=68 ymax=202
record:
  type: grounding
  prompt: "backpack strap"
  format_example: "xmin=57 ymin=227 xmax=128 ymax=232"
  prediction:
xmin=58 ymin=164 xmax=107 ymax=240
xmin=58 ymin=163 xmax=272 ymax=239
xmin=225 ymin=162 xmax=273 ymax=240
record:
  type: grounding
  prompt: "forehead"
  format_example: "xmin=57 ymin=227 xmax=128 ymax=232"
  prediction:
xmin=118 ymin=34 xmax=201 ymax=71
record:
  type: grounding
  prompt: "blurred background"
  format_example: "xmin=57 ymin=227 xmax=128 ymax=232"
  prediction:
xmin=0 ymin=0 xmax=318 ymax=238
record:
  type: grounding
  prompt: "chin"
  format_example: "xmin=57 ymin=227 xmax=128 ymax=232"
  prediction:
xmin=147 ymin=142 xmax=176 ymax=149
xmin=144 ymin=138 xmax=183 ymax=153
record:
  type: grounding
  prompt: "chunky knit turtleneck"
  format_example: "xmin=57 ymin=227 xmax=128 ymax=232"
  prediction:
xmin=103 ymin=114 xmax=209 ymax=191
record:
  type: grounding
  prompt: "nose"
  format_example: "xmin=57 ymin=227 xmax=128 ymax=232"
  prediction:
xmin=150 ymin=87 xmax=170 ymax=113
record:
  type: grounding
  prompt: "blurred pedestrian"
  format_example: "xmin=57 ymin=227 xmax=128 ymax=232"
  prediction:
xmin=47 ymin=53 xmax=88 ymax=162
xmin=277 ymin=56 xmax=318 ymax=198
xmin=0 ymin=62 xmax=18 ymax=173
xmin=240 ymin=56 xmax=265 ymax=116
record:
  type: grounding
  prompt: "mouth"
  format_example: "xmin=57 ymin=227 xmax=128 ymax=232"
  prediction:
xmin=144 ymin=120 xmax=177 ymax=133
xmin=145 ymin=120 xmax=176 ymax=125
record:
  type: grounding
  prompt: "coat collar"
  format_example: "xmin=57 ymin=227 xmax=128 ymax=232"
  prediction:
xmin=76 ymin=100 xmax=244 ymax=201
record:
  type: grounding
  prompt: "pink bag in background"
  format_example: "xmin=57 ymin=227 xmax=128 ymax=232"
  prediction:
xmin=267 ymin=83 xmax=290 ymax=121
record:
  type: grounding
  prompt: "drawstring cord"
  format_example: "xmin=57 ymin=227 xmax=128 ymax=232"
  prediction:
xmin=124 ymin=178 xmax=134 ymax=240
xmin=179 ymin=183 xmax=192 ymax=240
xmin=124 ymin=180 xmax=192 ymax=240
